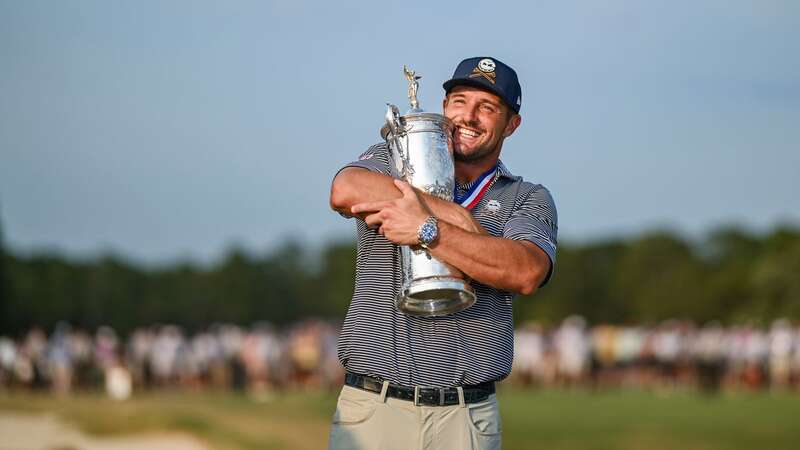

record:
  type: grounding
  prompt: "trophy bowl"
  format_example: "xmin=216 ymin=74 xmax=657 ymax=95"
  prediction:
xmin=381 ymin=66 xmax=476 ymax=317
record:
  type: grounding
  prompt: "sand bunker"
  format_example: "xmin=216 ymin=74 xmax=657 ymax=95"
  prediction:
xmin=0 ymin=412 xmax=209 ymax=450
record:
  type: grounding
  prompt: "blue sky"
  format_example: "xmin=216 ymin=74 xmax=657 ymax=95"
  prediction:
xmin=1 ymin=0 xmax=798 ymax=264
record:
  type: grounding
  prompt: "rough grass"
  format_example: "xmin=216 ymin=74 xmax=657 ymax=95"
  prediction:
xmin=1 ymin=387 xmax=798 ymax=450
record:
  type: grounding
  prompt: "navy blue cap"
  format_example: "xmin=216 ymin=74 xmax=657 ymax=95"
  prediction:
xmin=443 ymin=57 xmax=522 ymax=113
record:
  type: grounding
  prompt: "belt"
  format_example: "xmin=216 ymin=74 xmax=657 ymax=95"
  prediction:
xmin=344 ymin=372 xmax=495 ymax=406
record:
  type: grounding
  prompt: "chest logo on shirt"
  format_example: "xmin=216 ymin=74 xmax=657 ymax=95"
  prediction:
xmin=484 ymin=199 xmax=502 ymax=216
xmin=359 ymin=153 xmax=374 ymax=161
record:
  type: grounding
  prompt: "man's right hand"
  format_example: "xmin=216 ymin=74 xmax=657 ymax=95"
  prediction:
xmin=330 ymin=167 xmax=485 ymax=235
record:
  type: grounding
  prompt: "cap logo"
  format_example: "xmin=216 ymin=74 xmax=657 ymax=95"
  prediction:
xmin=478 ymin=58 xmax=496 ymax=73
xmin=469 ymin=58 xmax=497 ymax=84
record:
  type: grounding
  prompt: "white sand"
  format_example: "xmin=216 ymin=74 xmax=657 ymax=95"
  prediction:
xmin=0 ymin=412 xmax=209 ymax=450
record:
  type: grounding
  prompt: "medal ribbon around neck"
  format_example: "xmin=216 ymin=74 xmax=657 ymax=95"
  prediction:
xmin=454 ymin=164 xmax=498 ymax=210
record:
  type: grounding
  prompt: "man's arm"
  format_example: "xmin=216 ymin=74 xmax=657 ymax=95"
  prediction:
xmin=330 ymin=167 xmax=484 ymax=234
xmin=430 ymin=221 xmax=550 ymax=295
xmin=352 ymin=179 xmax=552 ymax=295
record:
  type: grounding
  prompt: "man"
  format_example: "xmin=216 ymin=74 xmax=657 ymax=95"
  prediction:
xmin=328 ymin=57 xmax=558 ymax=450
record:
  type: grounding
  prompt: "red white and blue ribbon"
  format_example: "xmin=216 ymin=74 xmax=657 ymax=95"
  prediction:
xmin=454 ymin=164 xmax=498 ymax=210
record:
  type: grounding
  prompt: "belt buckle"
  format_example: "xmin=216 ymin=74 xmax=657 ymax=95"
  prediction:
xmin=412 ymin=386 xmax=447 ymax=406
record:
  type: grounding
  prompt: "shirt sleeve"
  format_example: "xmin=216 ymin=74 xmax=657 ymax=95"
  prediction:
xmin=332 ymin=144 xmax=394 ymax=219
xmin=503 ymin=184 xmax=558 ymax=287
xmin=335 ymin=143 xmax=393 ymax=177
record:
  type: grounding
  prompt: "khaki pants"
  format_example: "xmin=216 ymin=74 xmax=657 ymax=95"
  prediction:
xmin=327 ymin=384 xmax=502 ymax=450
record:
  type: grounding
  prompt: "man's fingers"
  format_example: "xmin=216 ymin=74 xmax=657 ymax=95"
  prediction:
xmin=363 ymin=212 xmax=383 ymax=228
xmin=394 ymin=179 xmax=416 ymax=198
xmin=352 ymin=200 xmax=392 ymax=214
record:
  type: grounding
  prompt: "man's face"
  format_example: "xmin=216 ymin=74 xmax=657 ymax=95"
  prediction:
xmin=443 ymin=85 xmax=521 ymax=163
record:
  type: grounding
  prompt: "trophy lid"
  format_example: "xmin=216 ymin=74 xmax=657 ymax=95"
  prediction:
xmin=380 ymin=112 xmax=453 ymax=140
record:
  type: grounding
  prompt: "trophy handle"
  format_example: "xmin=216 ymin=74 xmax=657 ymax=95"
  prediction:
xmin=385 ymin=103 xmax=401 ymax=137
xmin=385 ymin=103 xmax=409 ymax=168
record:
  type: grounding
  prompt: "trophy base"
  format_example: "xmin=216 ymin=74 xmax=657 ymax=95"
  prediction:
xmin=395 ymin=277 xmax=476 ymax=317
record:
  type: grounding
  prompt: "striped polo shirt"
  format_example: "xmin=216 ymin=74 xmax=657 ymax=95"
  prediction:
xmin=335 ymin=143 xmax=558 ymax=388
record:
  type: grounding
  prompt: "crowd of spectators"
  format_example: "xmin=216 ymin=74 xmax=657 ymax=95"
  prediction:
xmin=0 ymin=320 xmax=342 ymax=399
xmin=512 ymin=316 xmax=800 ymax=393
xmin=1 ymin=317 xmax=799 ymax=398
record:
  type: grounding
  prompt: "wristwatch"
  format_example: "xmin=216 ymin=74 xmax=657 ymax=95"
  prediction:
xmin=417 ymin=216 xmax=439 ymax=249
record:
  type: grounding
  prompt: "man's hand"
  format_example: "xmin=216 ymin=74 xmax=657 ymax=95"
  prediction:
xmin=331 ymin=168 xmax=484 ymax=235
xmin=351 ymin=179 xmax=431 ymax=245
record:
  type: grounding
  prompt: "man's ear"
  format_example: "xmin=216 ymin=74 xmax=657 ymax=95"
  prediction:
xmin=503 ymin=113 xmax=522 ymax=138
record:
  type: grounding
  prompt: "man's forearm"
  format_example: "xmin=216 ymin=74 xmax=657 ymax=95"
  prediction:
xmin=429 ymin=220 xmax=550 ymax=296
xmin=330 ymin=168 xmax=397 ymax=215
xmin=330 ymin=167 xmax=483 ymax=233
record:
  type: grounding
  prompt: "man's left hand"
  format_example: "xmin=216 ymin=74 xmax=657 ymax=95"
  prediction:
xmin=351 ymin=179 xmax=432 ymax=245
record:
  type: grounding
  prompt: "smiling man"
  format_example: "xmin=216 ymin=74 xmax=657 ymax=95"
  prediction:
xmin=328 ymin=57 xmax=558 ymax=450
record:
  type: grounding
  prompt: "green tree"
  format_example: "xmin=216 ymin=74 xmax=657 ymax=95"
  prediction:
xmin=613 ymin=231 xmax=706 ymax=322
xmin=315 ymin=241 xmax=357 ymax=318
xmin=0 ymin=210 xmax=8 ymax=333
xmin=743 ymin=227 xmax=800 ymax=322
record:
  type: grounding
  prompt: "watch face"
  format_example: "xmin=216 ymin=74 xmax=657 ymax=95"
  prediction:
xmin=419 ymin=221 xmax=437 ymax=244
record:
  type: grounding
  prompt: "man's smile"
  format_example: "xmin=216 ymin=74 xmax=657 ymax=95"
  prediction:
xmin=456 ymin=126 xmax=482 ymax=138
xmin=454 ymin=126 xmax=484 ymax=147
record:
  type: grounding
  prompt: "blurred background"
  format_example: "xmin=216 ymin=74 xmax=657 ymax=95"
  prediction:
xmin=1 ymin=1 xmax=799 ymax=449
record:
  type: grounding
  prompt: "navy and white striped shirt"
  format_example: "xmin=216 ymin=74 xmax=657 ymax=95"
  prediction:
xmin=335 ymin=143 xmax=557 ymax=388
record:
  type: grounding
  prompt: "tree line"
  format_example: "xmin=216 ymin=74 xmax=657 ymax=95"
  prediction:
xmin=1 ymin=225 xmax=799 ymax=336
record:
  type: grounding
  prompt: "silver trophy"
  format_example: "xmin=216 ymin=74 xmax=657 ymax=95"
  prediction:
xmin=380 ymin=66 xmax=476 ymax=316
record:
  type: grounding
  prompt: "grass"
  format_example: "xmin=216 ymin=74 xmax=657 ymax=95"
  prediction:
xmin=1 ymin=387 xmax=798 ymax=450
xmin=500 ymin=388 xmax=800 ymax=450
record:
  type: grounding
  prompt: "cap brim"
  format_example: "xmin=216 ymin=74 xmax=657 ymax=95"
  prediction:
xmin=443 ymin=78 xmax=516 ymax=113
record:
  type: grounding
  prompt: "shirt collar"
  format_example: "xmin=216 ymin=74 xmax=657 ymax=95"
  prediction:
xmin=457 ymin=160 xmax=515 ymax=190
xmin=496 ymin=160 xmax=515 ymax=179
